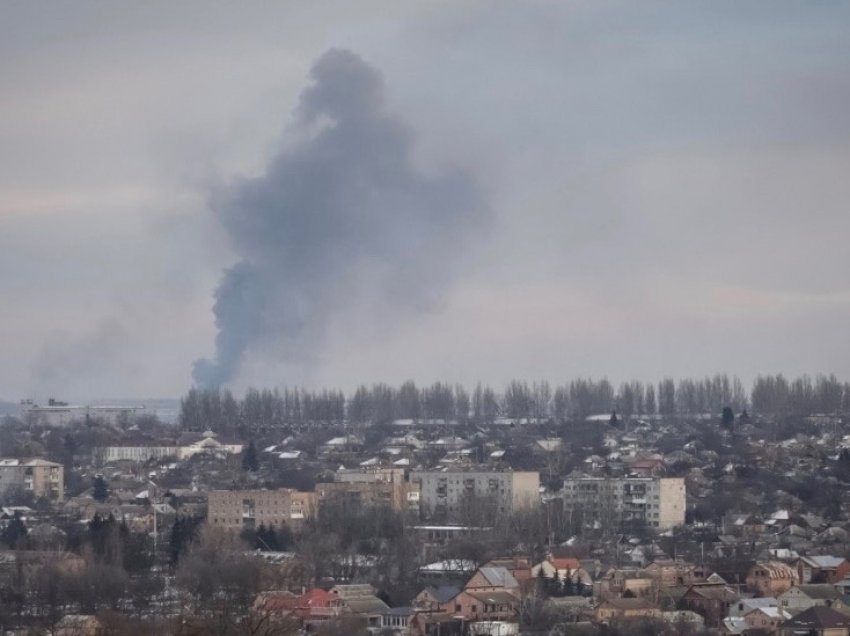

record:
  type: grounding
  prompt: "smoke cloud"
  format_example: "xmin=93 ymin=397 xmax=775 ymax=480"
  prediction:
xmin=193 ymin=49 xmax=487 ymax=387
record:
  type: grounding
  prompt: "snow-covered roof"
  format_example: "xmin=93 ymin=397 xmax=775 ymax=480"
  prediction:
xmin=419 ymin=559 xmax=476 ymax=573
xmin=800 ymin=555 xmax=846 ymax=569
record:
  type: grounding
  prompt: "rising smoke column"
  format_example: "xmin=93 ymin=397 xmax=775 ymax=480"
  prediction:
xmin=193 ymin=49 xmax=487 ymax=387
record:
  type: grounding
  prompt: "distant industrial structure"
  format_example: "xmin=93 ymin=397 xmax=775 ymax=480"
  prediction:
xmin=19 ymin=399 xmax=147 ymax=427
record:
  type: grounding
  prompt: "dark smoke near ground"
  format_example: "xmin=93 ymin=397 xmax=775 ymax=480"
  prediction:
xmin=193 ymin=49 xmax=488 ymax=387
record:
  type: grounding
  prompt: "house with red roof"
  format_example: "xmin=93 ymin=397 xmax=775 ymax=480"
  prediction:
xmin=294 ymin=587 xmax=346 ymax=622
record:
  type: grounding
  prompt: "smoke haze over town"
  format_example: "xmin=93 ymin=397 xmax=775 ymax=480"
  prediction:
xmin=8 ymin=6 xmax=850 ymax=636
xmin=2 ymin=2 xmax=850 ymax=399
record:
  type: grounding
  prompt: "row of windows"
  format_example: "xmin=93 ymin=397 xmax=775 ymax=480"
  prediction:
xmin=212 ymin=517 xmax=294 ymax=524
xmin=454 ymin=603 xmax=512 ymax=614
xmin=383 ymin=616 xmax=408 ymax=627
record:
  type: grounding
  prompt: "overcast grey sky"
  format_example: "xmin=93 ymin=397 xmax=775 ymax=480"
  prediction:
xmin=2 ymin=1 xmax=850 ymax=400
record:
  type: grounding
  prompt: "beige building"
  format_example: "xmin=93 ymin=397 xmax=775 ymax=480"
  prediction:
xmin=746 ymin=561 xmax=798 ymax=597
xmin=560 ymin=476 xmax=685 ymax=529
xmin=208 ymin=489 xmax=315 ymax=532
xmin=0 ymin=459 xmax=64 ymax=502
xmin=317 ymin=467 xmax=419 ymax=513
xmin=595 ymin=598 xmax=661 ymax=623
xmin=409 ymin=469 xmax=539 ymax=519
xmin=317 ymin=480 xmax=419 ymax=513
xmin=642 ymin=559 xmax=707 ymax=588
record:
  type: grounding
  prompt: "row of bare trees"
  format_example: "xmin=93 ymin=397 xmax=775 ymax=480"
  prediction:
xmin=180 ymin=373 xmax=850 ymax=435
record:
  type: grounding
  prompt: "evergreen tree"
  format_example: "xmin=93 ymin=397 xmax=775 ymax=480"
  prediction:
xmin=93 ymin=475 xmax=109 ymax=502
xmin=277 ymin=524 xmax=293 ymax=551
xmin=120 ymin=520 xmax=153 ymax=572
xmin=168 ymin=515 xmax=201 ymax=565
xmin=549 ymin=569 xmax=563 ymax=597
xmin=721 ymin=406 xmax=735 ymax=430
xmin=88 ymin=513 xmax=120 ymax=561
xmin=242 ymin=441 xmax=259 ymax=472
xmin=168 ymin=517 xmax=185 ymax=565
xmin=837 ymin=450 xmax=850 ymax=482
xmin=1 ymin=513 xmax=27 ymax=548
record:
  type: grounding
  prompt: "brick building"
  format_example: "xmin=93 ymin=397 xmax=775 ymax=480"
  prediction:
xmin=208 ymin=489 xmax=315 ymax=531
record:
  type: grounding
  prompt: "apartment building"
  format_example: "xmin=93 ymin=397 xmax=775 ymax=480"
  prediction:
xmin=316 ymin=467 xmax=420 ymax=513
xmin=559 ymin=476 xmax=685 ymax=529
xmin=20 ymin=400 xmax=147 ymax=427
xmin=0 ymin=459 xmax=64 ymax=502
xmin=208 ymin=489 xmax=316 ymax=531
xmin=409 ymin=469 xmax=539 ymax=519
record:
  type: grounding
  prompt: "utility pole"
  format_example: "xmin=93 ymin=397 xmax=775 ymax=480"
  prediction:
xmin=153 ymin=501 xmax=157 ymax=562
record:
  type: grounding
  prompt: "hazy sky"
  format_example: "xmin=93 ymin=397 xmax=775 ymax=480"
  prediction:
xmin=2 ymin=1 xmax=850 ymax=400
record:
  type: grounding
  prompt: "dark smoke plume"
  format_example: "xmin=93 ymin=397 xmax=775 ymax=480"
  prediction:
xmin=193 ymin=49 xmax=487 ymax=387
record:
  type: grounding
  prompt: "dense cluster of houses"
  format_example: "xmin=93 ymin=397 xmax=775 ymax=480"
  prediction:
xmin=231 ymin=550 xmax=850 ymax=635
xmin=2 ymin=401 xmax=850 ymax=633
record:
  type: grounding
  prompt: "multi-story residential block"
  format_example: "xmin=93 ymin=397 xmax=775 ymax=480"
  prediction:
xmin=0 ymin=459 xmax=64 ymax=502
xmin=20 ymin=399 xmax=147 ymax=427
xmin=208 ymin=489 xmax=315 ymax=532
xmin=334 ymin=467 xmax=405 ymax=485
xmin=316 ymin=467 xmax=419 ymax=513
xmin=409 ymin=469 xmax=539 ymax=519
xmin=559 ymin=476 xmax=685 ymax=529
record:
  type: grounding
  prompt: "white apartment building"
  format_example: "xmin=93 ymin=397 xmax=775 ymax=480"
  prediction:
xmin=94 ymin=446 xmax=180 ymax=464
xmin=94 ymin=431 xmax=243 ymax=465
xmin=559 ymin=476 xmax=685 ymax=529
xmin=409 ymin=469 xmax=539 ymax=519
